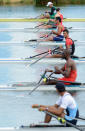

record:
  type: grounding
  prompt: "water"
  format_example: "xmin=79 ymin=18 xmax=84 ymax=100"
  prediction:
xmin=0 ymin=5 xmax=84 ymax=128
xmin=0 ymin=91 xmax=85 ymax=127
xmin=0 ymin=5 xmax=85 ymax=18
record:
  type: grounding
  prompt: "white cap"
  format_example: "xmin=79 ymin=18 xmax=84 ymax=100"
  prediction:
xmin=46 ymin=2 xmax=53 ymax=7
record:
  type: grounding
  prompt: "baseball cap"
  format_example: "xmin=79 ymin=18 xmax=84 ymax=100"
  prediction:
xmin=55 ymin=82 xmax=66 ymax=92
xmin=46 ymin=2 xmax=53 ymax=7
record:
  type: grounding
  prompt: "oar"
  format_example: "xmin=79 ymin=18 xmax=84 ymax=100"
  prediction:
xmin=34 ymin=14 xmax=44 ymax=19
xmin=34 ymin=22 xmax=47 ymax=28
xmin=40 ymin=32 xmax=52 ymax=38
xmin=26 ymin=49 xmax=54 ymax=59
xmin=69 ymin=116 xmax=85 ymax=121
xmin=27 ymin=51 xmax=49 ymax=59
xmin=43 ymin=111 xmax=83 ymax=131
xmin=28 ymin=52 xmax=50 ymax=66
xmin=27 ymin=47 xmax=59 ymax=66
xmin=29 ymin=71 xmax=54 ymax=95
xmin=71 ymin=55 xmax=85 ymax=59
xmin=48 ymin=76 xmax=85 ymax=86
xmin=29 ymin=71 xmax=46 ymax=95
xmin=78 ymin=116 xmax=85 ymax=121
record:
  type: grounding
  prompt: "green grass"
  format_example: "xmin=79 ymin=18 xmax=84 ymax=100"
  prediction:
xmin=0 ymin=0 xmax=34 ymax=5
xmin=35 ymin=0 xmax=85 ymax=5
xmin=0 ymin=0 xmax=85 ymax=5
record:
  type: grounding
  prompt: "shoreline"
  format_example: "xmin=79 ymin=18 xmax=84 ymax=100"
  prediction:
xmin=0 ymin=0 xmax=85 ymax=5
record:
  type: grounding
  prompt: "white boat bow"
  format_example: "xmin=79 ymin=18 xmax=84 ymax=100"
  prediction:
xmin=0 ymin=58 xmax=84 ymax=64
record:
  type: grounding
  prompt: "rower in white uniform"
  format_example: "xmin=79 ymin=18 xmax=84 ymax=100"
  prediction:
xmin=32 ymin=82 xmax=79 ymax=127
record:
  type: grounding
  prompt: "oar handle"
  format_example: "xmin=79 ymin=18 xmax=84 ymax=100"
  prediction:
xmin=43 ymin=111 xmax=83 ymax=131
xmin=40 ymin=32 xmax=52 ymax=38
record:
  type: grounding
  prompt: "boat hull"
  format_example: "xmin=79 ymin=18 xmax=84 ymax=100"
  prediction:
xmin=0 ymin=58 xmax=84 ymax=64
xmin=0 ymin=125 xmax=84 ymax=131
xmin=0 ymin=28 xmax=85 ymax=32
xmin=0 ymin=83 xmax=85 ymax=91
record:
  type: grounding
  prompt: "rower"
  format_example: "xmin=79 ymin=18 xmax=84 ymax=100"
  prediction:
xmin=43 ymin=17 xmax=64 ymax=41
xmin=55 ymin=8 xmax=63 ymax=24
xmin=49 ymin=29 xmax=75 ymax=58
xmin=40 ymin=2 xmax=56 ymax=19
xmin=32 ymin=82 xmax=79 ymax=127
xmin=45 ymin=49 xmax=77 ymax=85
xmin=40 ymin=8 xmax=63 ymax=29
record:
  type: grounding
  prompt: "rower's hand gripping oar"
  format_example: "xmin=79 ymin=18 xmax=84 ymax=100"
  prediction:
xmin=43 ymin=111 xmax=84 ymax=131
xmin=28 ymin=71 xmax=46 ymax=95
xmin=40 ymin=32 xmax=52 ymax=38
xmin=26 ymin=47 xmax=61 ymax=60
xmin=27 ymin=47 xmax=60 ymax=67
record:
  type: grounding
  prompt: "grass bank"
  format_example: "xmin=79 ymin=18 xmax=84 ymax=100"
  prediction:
xmin=0 ymin=0 xmax=85 ymax=5
xmin=0 ymin=0 xmax=34 ymax=5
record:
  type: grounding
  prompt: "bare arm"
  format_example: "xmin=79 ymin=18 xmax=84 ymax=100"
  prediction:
xmin=57 ymin=63 xmax=71 ymax=77
xmin=44 ymin=106 xmax=64 ymax=116
xmin=32 ymin=104 xmax=59 ymax=109
xmin=54 ymin=65 xmax=65 ymax=74
xmin=52 ymin=25 xmax=62 ymax=35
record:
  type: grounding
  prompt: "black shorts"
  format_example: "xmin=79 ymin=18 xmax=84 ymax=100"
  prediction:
xmin=66 ymin=110 xmax=79 ymax=127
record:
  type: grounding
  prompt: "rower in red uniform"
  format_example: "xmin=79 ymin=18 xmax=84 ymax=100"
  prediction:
xmin=49 ymin=29 xmax=75 ymax=58
xmin=65 ymin=29 xmax=75 ymax=55
xmin=45 ymin=49 xmax=77 ymax=85
xmin=41 ymin=8 xmax=63 ymax=29
xmin=55 ymin=8 xmax=63 ymax=24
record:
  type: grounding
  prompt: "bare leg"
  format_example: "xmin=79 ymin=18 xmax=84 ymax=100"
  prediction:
xmin=47 ymin=54 xmax=62 ymax=58
xmin=42 ymin=80 xmax=58 ymax=85
xmin=40 ymin=25 xmax=52 ymax=29
xmin=44 ymin=106 xmax=64 ymax=123
xmin=44 ymin=114 xmax=52 ymax=123
xmin=45 ymin=36 xmax=54 ymax=41
xmin=44 ymin=25 xmax=52 ymax=29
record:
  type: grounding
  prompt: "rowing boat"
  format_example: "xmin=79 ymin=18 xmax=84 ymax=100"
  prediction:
xmin=0 ymin=41 xmax=85 ymax=46
xmin=24 ymin=40 xmax=85 ymax=46
xmin=0 ymin=27 xmax=85 ymax=32
xmin=0 ymin=124 xmax=84 ymax=131
xmin=0 ymin=57 xmax=84 ymax=64
xmin=0 ymin=82 xmax=85 ymax=91
xmin=0 ymin=18 xmax=85 ymax=22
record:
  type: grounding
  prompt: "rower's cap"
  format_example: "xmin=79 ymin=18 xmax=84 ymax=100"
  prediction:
xmin=55 ymin=82 xmax=66 ymax=92
xmin=46 ymin=2 xmax=53 ymax=6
